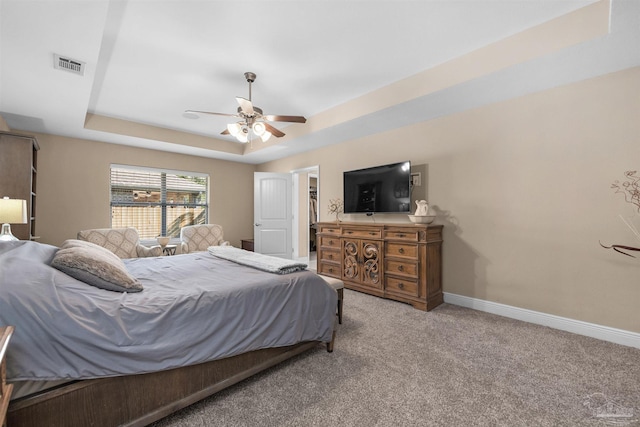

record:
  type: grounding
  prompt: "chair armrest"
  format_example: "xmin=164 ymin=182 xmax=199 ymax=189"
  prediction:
xmin=221 ymin=241 xmax=231 ymax=246
xmin=137 ymin=244 xmax=162 ymax=257
xmin=180 ymin=241 xmax=189 ymax=254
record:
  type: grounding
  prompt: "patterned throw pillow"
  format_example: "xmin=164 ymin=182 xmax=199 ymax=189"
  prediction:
xmin=51 ymin=239 xmax=143 ymax=293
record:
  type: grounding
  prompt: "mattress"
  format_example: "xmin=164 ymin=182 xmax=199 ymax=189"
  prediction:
xmin=0 ymin=240 xmax=337 ymax=386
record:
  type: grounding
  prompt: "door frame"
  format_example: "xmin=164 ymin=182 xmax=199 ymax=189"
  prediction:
xmin=291 ymin=165 xmax=319 ymax=261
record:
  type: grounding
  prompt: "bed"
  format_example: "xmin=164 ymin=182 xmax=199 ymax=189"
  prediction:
xmin=0 ymin=240 xmax=337 ymax=426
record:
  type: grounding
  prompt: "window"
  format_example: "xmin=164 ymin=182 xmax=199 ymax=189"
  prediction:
xmin=110 ymin=165 xmax=208 ymax=239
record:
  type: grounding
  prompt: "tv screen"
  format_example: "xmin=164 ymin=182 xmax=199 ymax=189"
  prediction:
xmin=343 ymin=161 xmax=411 ymax=214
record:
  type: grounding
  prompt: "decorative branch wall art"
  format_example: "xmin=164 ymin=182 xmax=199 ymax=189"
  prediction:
xmin=611 ymin=170 xmax=640 ymax=212
xmin=600 ymin=170 xmax=640 ymax=258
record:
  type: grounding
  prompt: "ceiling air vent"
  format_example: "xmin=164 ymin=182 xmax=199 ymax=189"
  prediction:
xmin=53 ymin=54 xmax=85 ymax=76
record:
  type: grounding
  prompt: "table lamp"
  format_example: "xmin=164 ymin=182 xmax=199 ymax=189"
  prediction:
xmin=0 ymin=197 xmax=27 ymax=241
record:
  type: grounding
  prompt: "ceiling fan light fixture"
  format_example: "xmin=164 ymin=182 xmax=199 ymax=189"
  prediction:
xmin=227 ymin=123 xmax=241 ymax=136
xmin=188 ymin=72 xmax=305 ymax=144
xmin=260 ymin=131 xmax=272 ymax=142
xmin=235 ymin=126 xmax=249 ymax=143
xmin=252 ymin=121 xmax=266 ymax=136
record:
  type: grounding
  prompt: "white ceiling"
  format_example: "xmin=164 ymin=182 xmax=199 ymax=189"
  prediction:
xmin=1 ymin=0 xmax=638 ymax=164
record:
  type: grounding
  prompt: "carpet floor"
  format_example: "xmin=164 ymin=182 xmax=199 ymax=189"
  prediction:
xmin=150 ymin=289 xmax=640 ymax=427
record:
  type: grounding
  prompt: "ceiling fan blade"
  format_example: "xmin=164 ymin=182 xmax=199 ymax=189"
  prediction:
xmin=220 ymin=129 xmax=230 ymax=135
xmin=264 ymin=122 xmax=285 ymax=138
xmin=236 ymin=97 xmax=255 ymax=116
xmin=185 ymin=109 xmax=238 ymax=118
xmin=264 ymin=114 xmax=307 ymax=123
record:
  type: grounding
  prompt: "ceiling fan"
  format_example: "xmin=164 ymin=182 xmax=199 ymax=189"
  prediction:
xmin=185 ymin=72 xmax=307 ymax=143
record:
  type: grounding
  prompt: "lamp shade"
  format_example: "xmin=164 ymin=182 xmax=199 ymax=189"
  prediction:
xmin=260 ymin=131 xmax=272 ymax=142
xmin=0 ymin=197 xmax=27 ymax=224
xmin=227 ymin=123 xmax=242 ymax=136
xmin=228 ymin=121 xmax=274 ymax=143
xmin=236 ymin=131 xmax=248 ymax=143
xmin=252 ymin=122 xmax=266 ymax=136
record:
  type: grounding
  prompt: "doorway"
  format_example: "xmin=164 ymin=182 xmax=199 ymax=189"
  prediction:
xmin=253 ymin=172 xmax=293 ymax=258
xmin=291 ymin=165 xmax=319 ymax=268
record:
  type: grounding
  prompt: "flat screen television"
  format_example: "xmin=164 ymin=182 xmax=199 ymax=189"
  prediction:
xmin=343 ymin=161 xmax=411 ymax=214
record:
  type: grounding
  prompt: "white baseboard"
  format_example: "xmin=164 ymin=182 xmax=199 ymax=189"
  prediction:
xmin=443 ymin=292 xmax=640 ymax=349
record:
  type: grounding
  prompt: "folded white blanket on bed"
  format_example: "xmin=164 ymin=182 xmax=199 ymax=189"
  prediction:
xmin=207 ymin=246 xmax=308 ymax=274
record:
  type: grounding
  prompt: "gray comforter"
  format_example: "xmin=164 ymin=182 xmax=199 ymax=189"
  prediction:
xmin=0 ymin=241 xmax=337 ymax=381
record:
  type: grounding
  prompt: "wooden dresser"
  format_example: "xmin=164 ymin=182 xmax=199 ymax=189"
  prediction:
xmin=0 ymin=326 xmax=14 ymax=427
xmin=316 ymin=222 xmax=443 ymax=311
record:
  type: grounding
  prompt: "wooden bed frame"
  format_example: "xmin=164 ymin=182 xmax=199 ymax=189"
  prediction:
xmin=8 ymin=338 xmax=334 ymax=427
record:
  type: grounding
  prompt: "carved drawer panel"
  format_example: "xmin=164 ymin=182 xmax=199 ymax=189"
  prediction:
xmin=385 ymin=276 xmax=419 ymax=297
xmin=319 ymin=235 xmax=341 ymax=249
xmin=385 ymin=259 xmax=418 ymax=277
xmin=342 ymin=239 xmax=382 ymax=289
xmin=384 ymin=229 xmax=420 ymax=242
xmin=385 ymin=242 xmax=418 ymax=259
xmin=342 ymin=228 xmax=382 ymax=239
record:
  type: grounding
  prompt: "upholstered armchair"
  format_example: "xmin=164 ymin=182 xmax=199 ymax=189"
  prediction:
xmin=180 ymin=224 xmax=230 ymax=254
xmin=77 ymin=227 xmax=162 ymax=259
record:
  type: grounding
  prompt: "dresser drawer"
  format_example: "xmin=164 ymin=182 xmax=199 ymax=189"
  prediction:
xmin=385 ymin=242 xmax=418 ymax=259
xmin=318 ymin=262 xmax=341 ymax=278
xmin=384 ymin=229 xmax=420 ymax=242
xmin=385 ymin=259 xmax=418 ymax=277
xmin=342 ymin=227 xmax=382 ymax=239
xmin=319 ymin=224 xmax=341 ymax=235
xmin=319 ymin=235 xmax=341 ymax=249
xmin=385 ymin=276 xmax=419 ymax=297
xmin=320 ymin=248 xmax=340 ymax=263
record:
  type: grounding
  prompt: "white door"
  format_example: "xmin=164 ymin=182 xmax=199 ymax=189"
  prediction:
xmin=254 ymin=172 xmax=293 ymax=259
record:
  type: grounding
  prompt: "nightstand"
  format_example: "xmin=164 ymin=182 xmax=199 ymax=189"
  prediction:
xmin=241 ymin=239 xmax=254 ymax=252
xmin=162 ymin=244 xmax=177 ymax=256
xmin=0 ymin=326 xmax=14 ymax=427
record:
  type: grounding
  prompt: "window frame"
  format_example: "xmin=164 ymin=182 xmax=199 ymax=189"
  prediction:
xmin=109 ymin=164 xmax=209 ymax=239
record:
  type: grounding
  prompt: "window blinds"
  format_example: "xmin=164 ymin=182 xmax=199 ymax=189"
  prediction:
xmin=110 ymin=166 xmax=208 ymax=239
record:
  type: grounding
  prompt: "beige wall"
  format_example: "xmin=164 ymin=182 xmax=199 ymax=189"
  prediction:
xmin=258 ymin=67 xmax=640 ymax=333
xmin=34 ymin=133 xmax=256 ymax=247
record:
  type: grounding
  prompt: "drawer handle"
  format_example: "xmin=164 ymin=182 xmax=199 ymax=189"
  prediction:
xmin=329 ymin=240 xmax=334 ymax=245
xmin=346 ymin=231 xmax=353 ymax=234
xmin=398 ymin=248 xmax=404 ymax=254
xmin=398 ymin=233 xmax=405 ymax=237
xmin=398 ymin=282 xmax=404 ymax=289
xmin=369 ymin=232 xmax=376 ymax=236
xmin=328 ymin=267 xmax=334 ymax=273
xmin=328 ymin=254 xmax=333 ymax=260
xmin=397 ymin=265 xmax=404 ymax=272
